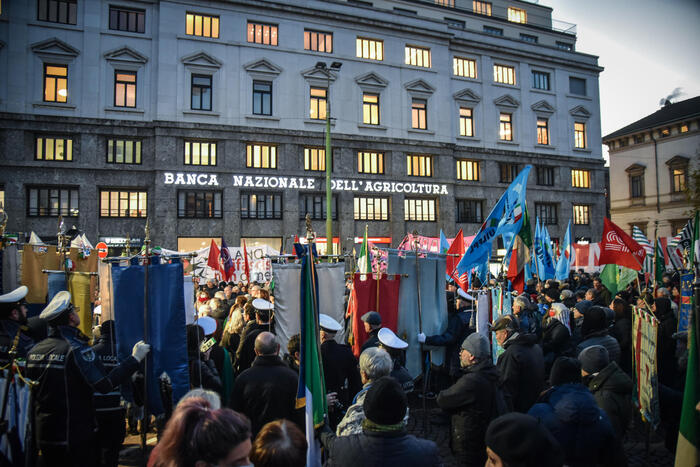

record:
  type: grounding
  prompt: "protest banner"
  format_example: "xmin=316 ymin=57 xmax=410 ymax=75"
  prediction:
xmin=679 ymin=272 xmax=694 ymax=333
xmin=632 ymin=306 xmax=660 ymax=427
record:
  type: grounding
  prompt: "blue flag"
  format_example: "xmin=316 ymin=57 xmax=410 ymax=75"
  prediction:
xmin=534 ymin=217 xmax=555 ymax=280
xmin=220 ymin=238 xmax=234 ymax=281
xmin=555 ymin=220 xmax=574 ymax=281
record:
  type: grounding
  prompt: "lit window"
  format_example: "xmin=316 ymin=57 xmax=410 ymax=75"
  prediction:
xmin=405 ymin=198 xmax=436 ymax=221
xmin=354 ymin=196 xmax=389 ymax=221
xmin=186 ymin=13 xmax=219 ymax=38
xmin=356 ymin=37 xmax=384 ymax=61
xmin=240 ymin=192 xmax=282 ymax=219
xmin=185 ymin=141 xmax=217 ymax=166
xmin=499 ymin=113 xmax=513 ymax=141
xmin=253 ymin=81 xmax=272 ymax=115
xmin=535 ymin=203 xmax=558 ymax=225
xmin=309 ymin=87 xmax=327 ymax=120
xmin=44 ymin=64 xmax=68 ymax=102
xmin=299 ymin=194 xmax=337 ymax=220
xmin=508 ymin=7 xmax=527 ymax=23
xmin=304 ymin=147 xmax=330 ymax=172
xmin=459 ymin=107 xmax=474 ymax=137
xmin=493 ymin=64 xmax=516 ymax=85
xmin=499 ymin=163 xmax=519 ymax=183
xmin=435 ymin=0 xmax=455 ymax=6
xmin=412 ymin=99 xmax=427 ymax=129
xmin=407 ymin=155 xmax=433 ymax=177
xmin=27 ymin=186 xmax=79 ymax=217
xmin=532 ymin=71 xmax=550 ymax=90
xmin=660 ymin=127 xmax=671 ymax=138
xmin=537 ymin=118 xmax=549 ymax=145
xmin=107 ymin=140 xmax=141 ymax=164
xmin=191 ymin=75 xmax=212 ymax=111
xmin=363 ymin=93 xmax=380 ymax=125
xmin=573 ymin=205 xmax=590 ymax=225
xmin=178 ymin=190 xmax=222 ymax=218
xmin=456 ymin=199 xmax=483 ymax=223
xmin=100 ymin=190 xmax=147 ymax=218
xmin=680 ymin=124 xmax=689 ymax=133
xmin=574 ymin=122 xmax=586 ymax=148
xmin=536 ymin=166 xmax=554 ymax=186
xmin=453 ymin=57 xmax=477 ymax=78
xmin=456 ymin=160 xmax=479 ymax=181
xmin=569 ymin=77 xmax=586 ymax=95
xmin=571 ymin=169 xmax=591 ymax=188
xmin=357 ymin=151 xmax=384 ymax=174
xmin=246 ymin=143 xmax=277 ymax=169
xmin=247 ymin=21 xmax=278 ymax=45
xmin=38 ymin=0 xmax=76 ymax=25
xmin=473 ymin=1 xmax=492 ymax=15
xmin=304 ymin=30 xmax=333 ymax=53
xmin=672 ymin=167 xmax=687 ymax=193
xmin=114 ymin=71 xmax=136 ymax=108
xmin=405 ymin=46 xmax=431 ymax=68
xmin=36 ymin=137 xmax=73 ymax=161
xmin=109 ymin=6 xmax=145 ymax=33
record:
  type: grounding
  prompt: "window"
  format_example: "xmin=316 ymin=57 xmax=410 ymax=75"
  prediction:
xmin=499 ymin=163 xmax=519 ymax=183
xmin=100 ymin=190 xmax=147 ymax=218
xmin=672 ymin=167 xmax=687 ymax=193
xmin=535 ymin=203 xmax=558 ymax=225
xmin=304 ymin=30 xmax=333 ymax=53
xmin=445 ymin=17 xmax=465 ymax=29
xmin=459 ymin=107 xmax=474 ymax=137
xmin=27 ymin=186 xmax=79 ymax=217
xmin=107 ymin=139 xmax=141 ymax=164
xmin=411 ymin=99 xmax=427 ymax=129
xmin=407 ymin=155 xmax=433 ymax=177
xmin=185 ymin=141 xmax=217 ymax=166
xmin=253 ymin=81 xmax=272 ymax=115
xmin=618 ymin=138 xmax=629 ymax=148
xmin=680 ymin=124 xmax=689 ymax=133
xmin=483 ymin=26 xmax=503 ymax=36
xmin=363 ymin=93 xmax=380 ymax=125
xmin=574 ymin=122 xmax=586 ymax=148
xmin=536 ymin=166 xmax=554 ymax=186
xmin=493 ymin=65 xmax=515 ymax=85
xmin=247 ymin=21 xmax=278 ymax=46
xmin=299 ymin=194 xmax=337 ymax=220
xmin=357 ymin=151 xmax=384 ymax=174
xmin=405 ymin=46 xmax=431 ymax=68
xmin=178 ymin=190 xmax=222 ymax=218
xmin=240 ymin=193 xmax=282 ymax=219
xmin=304 ymin=147 xmax=330 ymax=172
xmin=356 ymin=37 xmax=384 ymax=60
xmin=556 ymin=41 xmax=573 ymax=51
xmin=508 ymin=7 xmax=527 ymax=23
xmin=573 ymin=205 xmax=590 ymax=225
xmin=520 ymin=33 xmax=537 ymax=43
xmin=634 ymin=134 xmax=645 ymax=144
xmin=453 ymin=57 xmax=477 ymax=79
xmin=114 ymin=71 xmax=136 ymax=108
xmin=309 ymin=87 xmax=327 ymax=120
xmin=38 ymin=0 xmax=76 ymax=24
xmin=532 ymin=71 xmax=550 ymax=90
xmin=473 ymin=1 xmax=492 ymax=15
xmin=190 ymin=75 xmax=212 ymax=111
xmin=435 ymin=0 xmax=455 ymax=6
xmin=571 ymin=169 xmax=591 ymax=188
xmin=109 ymin=6 xmax=145 ymax=33
xmin=405 ymin=198 xmax=436 ymax=221
xmin=499 ymin=113 xmax=513 ymax=141
xmin=44 ymin=64 xmax=68 ymax=102
xmin=456 ymin=199 xmax=483 ymax=223
xmin=630 ymin=174 xmax=644 ymax=199
xmin=569 ymin=77 xmax=586 ymax=95
xmin=456 ymin=160 xmax=479 ymax=181
xmin=36 ymin=136 xmax=73 ymax=161
xmin=246 ymin=143 xmax=277 ymax=169
xmin=660 ymin=127 xmax=671 ymax=138
xmin=354 ymin=197 xmax=389 ymax=221
xmin=537 ymin=118 xmax=549 ymax=145
xmin=186 ymin=13 xmax=219 ymax=38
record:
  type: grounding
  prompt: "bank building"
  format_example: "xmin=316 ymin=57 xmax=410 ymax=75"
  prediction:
xmin=0 ymin=0 xmax=606 ymax=255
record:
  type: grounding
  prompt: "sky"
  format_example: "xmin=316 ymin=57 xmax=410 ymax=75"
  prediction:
xmin=544 ymin=0 xmax=700 ymax=160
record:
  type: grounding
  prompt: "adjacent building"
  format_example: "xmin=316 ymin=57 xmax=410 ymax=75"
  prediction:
xmin=0 ymin=0 xmax=607 ymax=254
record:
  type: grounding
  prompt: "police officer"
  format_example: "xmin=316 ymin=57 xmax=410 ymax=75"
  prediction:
xmin=360 ymin=311 xmax=382 ymax=353
xmin=0 ymin=286 xmax=35 ymax=364
xmin=378 ymin=327 xmax=414 ymax=394
xmin=26 ymin=291 xmax=150 ymax=467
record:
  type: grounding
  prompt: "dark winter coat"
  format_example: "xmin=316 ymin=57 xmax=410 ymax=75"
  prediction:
xmin=436 ymin=359 xmax=504 ymax=466
xmin=542 ymin=318 xmax=572 ymax=361
xmin=234 ymin=322 xmax=269 ymax=373
xmin=585 ymin=361 xmax=633 ymax=439
xmin=321 ymin=339 xmax=362 ymax=408
xmin=425 ymin=311 xmax=465 ymax=376
xmin=654 ymin=298 xmax=679 ymax=388
xmin=528 ymin=383 xmax=621 ymax=467
xmin=513 ymin=306 xmax=542 ymax=339
xmin=576 ymin=329 xmax=621 ymax=364
xmin=496 ymin=332 xmax=545 ymax=413
xmin=360 ymin=328 xmax=380 ymax=354
xmin=188 ymin=356 xmax=223 ymax=394
xmin=611 ymin=316 xmax=632 ymax=375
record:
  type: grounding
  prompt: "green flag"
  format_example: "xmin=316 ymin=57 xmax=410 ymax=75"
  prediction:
xmin=675 ymin=305 xmax=700 ymax=465
xmin=600 ymin=263 xmax=619 ymax=298
xmin=655 ymin=238 xmax=665 ymax=286
xmin=617 ymin=266 xmax=637 ymax=293
xmin=357 ymin=224 xmax=371 ymax=274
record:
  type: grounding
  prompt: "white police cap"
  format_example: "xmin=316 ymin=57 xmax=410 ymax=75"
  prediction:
xmin=40 ymin=291 xmax=72 ymax=320
xmin=0 ymin=286 xmax=28 ymax=304
xmin=319 ymin=314 xmax=342 ymax=332
xmin=378 ymin=327 xmax=408 ymax=350
xmin=196 ymin=315 xmax=217 ymax=336
xmin=252 ymin=298 xmax=274 ymax=311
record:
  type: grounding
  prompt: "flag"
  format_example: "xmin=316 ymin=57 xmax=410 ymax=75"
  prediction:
xmin=446 ymin=229 xmax=467 ymax=291
xmin=599 ymin=218 xmax=647 ymax=270
xmin=439 ymin=230 xmax=449 ymax=254
xmin=555 ymin=220 xmax=575 ymax=281
xmin=692 ymin=211 xmax=700 ymax=274
xmin=294 ymin=243 xmax=327 ymax=467
xmin=675 ymin=303 xmax=700 ymax=466
xmin=207 ymin=239 xmax=223 ymax=277
xmin=242 ymin=240 xmax=251 ymax=283
xmin=220 ymin=238 xmax=234 ymax=281
xmin=600 ymin=263 xmax=619 ymax=298
xmin=506 ymin=204 xmax=532 ymax=294
xmin=633 ymin=226 xmax=654 ymax=281
xmin=534 ymin=219 xmax=555 ymax=280
xmin=655 ymin=238 xmax=666 ymax=286
xmin=618 ymin=266 xmax=638 ymax=293
xmin=357 ymin=225 xmax=371 ymax=274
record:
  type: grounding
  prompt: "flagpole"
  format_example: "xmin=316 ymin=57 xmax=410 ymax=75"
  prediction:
xmin=141 ymin=218 xmax=151 ymax=463
xmin=412 ymin=231 xmax=430 ymax=437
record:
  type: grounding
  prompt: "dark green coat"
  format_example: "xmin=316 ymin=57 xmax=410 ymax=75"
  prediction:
xmin=587 ymin=361 xmax=633 ymax=439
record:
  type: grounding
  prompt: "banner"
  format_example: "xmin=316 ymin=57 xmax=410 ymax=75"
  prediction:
xmin=98 ymin=259 xmax=113 ymax=321
xmin=475 ymin=290 xmax=491 ymax=338
xmin=632 ymin=306 xmax=660 ymax=427
xmin=490 ymin=288 xmax=512 ymax=364
xmin=68 ymin=273 xmax=92 ymax=337
xmin=188 ymin=245 xmax=276 ymax=284
xmin=679 ymin=273 xmax=694 ymax=333
xmin=397 ymin=233 xmax=473 ymax=253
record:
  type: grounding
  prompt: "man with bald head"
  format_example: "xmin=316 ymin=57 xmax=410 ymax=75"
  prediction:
xmin=231 ymin=331 xmax=303 ymax=436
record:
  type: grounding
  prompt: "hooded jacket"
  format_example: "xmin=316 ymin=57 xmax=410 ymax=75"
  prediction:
xmin=585 ymin=361 xmax=633 ymax=439
xmin=496 ymin=332 xmax=545 ymax=413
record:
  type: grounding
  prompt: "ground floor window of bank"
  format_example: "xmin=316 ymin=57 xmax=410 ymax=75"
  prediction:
xmin=535 ymin=203 xmax=558 ymax=225
xmin=27 ymin=187 xmax=79 ymax=217
xmin=354 ymin=197 xmax=389 ymax=220
xmin=178 ymin=190 xmax=222 ymax=218
xmin=456 ymin=199 xmax=482 ymax=223
xmin=240 ymin=193 xmax=282 ymax=219
xmin=100 ymin=190 xmax=147 ymax=217
xmin=405 ymin=198 xmax=436 ymax=221
xmin=299 ymin=194 xmax=337 ymax=220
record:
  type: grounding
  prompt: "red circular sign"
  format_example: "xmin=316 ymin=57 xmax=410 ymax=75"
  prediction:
xmin=96 ymin=242 xmax=108 ymax=259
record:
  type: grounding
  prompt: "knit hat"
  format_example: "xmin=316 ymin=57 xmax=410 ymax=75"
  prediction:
xmin=461 ymin=333 xmax=490 ymax=359
xmin=581 ymin=306 xmax=607 ymax=336
xmin=578 ymin=345 xmax=609 ymax=374
xmin=544 ymin=288 xmax=560 ymax=301
xmin=485 ymin=413 xmax=564 ymax=467
xmin=574 ymin=300 xmax=593 ymax=315
xmin=363 ymin=376 xmax=407 ymax=425
xmin=550 ymin=357 xmax=581 ymax=386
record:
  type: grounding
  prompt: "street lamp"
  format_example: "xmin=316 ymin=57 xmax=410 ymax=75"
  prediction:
xmin=314 ymin=61 xmax=342 ymax=255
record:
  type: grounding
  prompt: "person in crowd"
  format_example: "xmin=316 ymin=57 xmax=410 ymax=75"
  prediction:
xmin=528 ymin=356 xmax=621 ymax=466
xmin=360 ymin=311 xmax=382 ymax=353
xmin=539 ymin=287 xmax=560 ymax=316
xmin=149 ymin=397 xmax=252 ymax=467
xmin=231 ymin=332 xmax=302 ymax=437
xmin=186 ymin=322 xmax=223 ymax=395
xmin=541 ymin=302 xmax=573 ymax=375
xmin=208 ymin=296 xmax=227 ymax=323
xmin=571 ymin=299 xmax=592 ymax=346
xmin=378 ymin=327 xmax=414 ymax=393
xmin=579 ymin=345 xmax=633 ymax=440
xmin=653 ymin=297 xmax=679 ymax=388
xmin=250 ymin=419 xmax=307 ymax=467
xmin=576 ymin=306 xmax=621 ymax=363
xmin=593 ymin=277 xmax=612 ymax=306
xmin=197 ymin=304 xmax=212 ymax=318
xmin=492 ymin=315 xmax=544 ymax=412
xmin=484 ymin=413 xmax=564 ymax=467
xmin=222 ymin=285 xmax=237 ymax=311
xmin=283 ymin=333 xmax=300 ymax=373
xmin=201 ymin=279 xmax=220 ymax=296
xmin=27 ymin=291 xmax=150 ymax=467
xmin=436 ymin=333 xmax=505 ymax=466
xmin=0 ymin=285 xmax=35 ymax=363
xmin=321 ymin=377 xmax=441 ymax=467
xmin=336 ymin=347 xmax=393 ymax=436
xmin=418 ymin=292 xmax=467 ymax=384
xmin=610 ymin=297 xmax=633 ymax=375
xmin=221 ymin=295 xmax=247 ymax=358
xmin=511 ymin=294 xmax=541 ymax=338
xmin=656 ymin=287 xmax=679 ymax=318
xmin=235 ymin=298 xmax=274 ymax=374
xmin=560 ymin=289 xmax=577 ymax=309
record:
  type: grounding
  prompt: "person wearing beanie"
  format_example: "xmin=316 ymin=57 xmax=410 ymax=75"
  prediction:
xmin=511 ymin=295 xmax=541 ymax=338
xmin=320 ymin=377 xmax=441 ymax=467
xmin=571 ymin=299 xmax=592 ymax=346
xmin=548 ymin=356 xmax=581 ymax=387
xmin=485 ymin=413 xmax=564 ymax=467
xmin=576 ymin=306 xmax=621 ymax=363
xmin=541 ymin=303 xmax=573 ymax=375
xmin=653 ymin=297 xmax=679 ymax=388
xmin=436 ymin=333 xmax=505 ymax=466
xmin=560 ymin=289 xmax=577 ymax=309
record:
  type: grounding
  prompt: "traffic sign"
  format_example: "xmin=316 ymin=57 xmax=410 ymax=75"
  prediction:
xmin=96 ymin=242 xmax=108 ymax=259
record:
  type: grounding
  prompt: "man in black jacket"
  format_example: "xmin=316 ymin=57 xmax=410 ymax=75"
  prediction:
xmin=360 ymin=311 xmax=382 ymax=353
xmin=235 ymin=298 xmax=273 ymax=374
xmin=436 ymin=333 xmax=504 ymax=466
xmin=0 ymin=286 xmax=35 ymax=364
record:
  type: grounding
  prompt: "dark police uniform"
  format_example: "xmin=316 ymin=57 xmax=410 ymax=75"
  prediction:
xmin=0 ymin=320 xmax=34 ymax=365
xmin=321 ymin=339 xmax=362 ymax=408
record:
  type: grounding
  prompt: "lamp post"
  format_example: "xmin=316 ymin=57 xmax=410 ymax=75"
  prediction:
xmin=315 ymin=61 xmax=342 ymax=255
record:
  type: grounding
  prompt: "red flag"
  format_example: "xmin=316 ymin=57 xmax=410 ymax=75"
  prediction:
xmin=349 ymin=273 xmax=400 ymax=357
xmin=507 ymin=235 xmax=528 ymax=294
xmin=599 ymin=218 xmax=647 ymax=270
xmin=243 ymin=239 xmax=251 ymax=284
xmin=446 ymin=229 xmax=468 ymax=291
xmin=207 ymin=239 xmax=223 ymax=277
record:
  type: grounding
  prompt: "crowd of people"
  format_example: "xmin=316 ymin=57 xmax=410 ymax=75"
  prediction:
xmin=0 ymin=267 xmax=688 ymax=466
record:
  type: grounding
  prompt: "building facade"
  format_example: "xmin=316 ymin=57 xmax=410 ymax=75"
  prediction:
xmin=603 ymin=96 xmax=700 ymax=239
xmin=0 ymin=0 xmax=606 ymax=254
